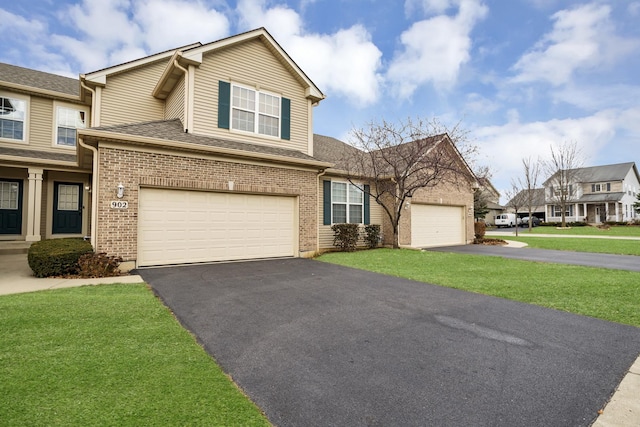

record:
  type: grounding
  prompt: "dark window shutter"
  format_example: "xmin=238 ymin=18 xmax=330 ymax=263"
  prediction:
xmin=364 ymin=184 xmax=370 ymax=225
xmin=281 ymin=97 xmax=291 ymax=140
xmin=218 ymin=81 xmax=230 ymax=129
xmin=323 ymin=180 xmax=331 ymax=225
xmin=606 ymin=183 xmax=611 ymax=191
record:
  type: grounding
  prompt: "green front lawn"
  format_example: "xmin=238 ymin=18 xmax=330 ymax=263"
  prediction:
xmin=0 ymin=284 xmax=270 ymax=427
xmin=505 ymin=236 xmax=640 ymax=256
xmin=526 ymin=225 xmax=640 ymax=236
xmin=318 ymin=249 xmax=640 ymax=327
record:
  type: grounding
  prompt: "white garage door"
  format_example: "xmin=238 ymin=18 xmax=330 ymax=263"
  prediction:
xmin=138 ymin=188 xmax=296 ymax=266
xmin=410 ymin=204 xmax=465 ymax=248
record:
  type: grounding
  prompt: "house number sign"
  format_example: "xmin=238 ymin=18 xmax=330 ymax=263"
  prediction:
xmin=110 ymin=200 xmax=129 ymax=209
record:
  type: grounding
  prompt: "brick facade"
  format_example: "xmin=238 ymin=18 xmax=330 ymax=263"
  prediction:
xmin=96 ymin=145 xmax=318 ymax=262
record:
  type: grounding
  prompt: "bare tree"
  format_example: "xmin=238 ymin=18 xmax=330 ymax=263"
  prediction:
xmin=543 ymin=141 xmax=584 ymax=227
xmin=519 ymin=156 xmax=541 ymax=230
xmin=504 ymin=180 xmax=529 ymax=236
xmin=345 ymin=117 xmax=476 ymax=248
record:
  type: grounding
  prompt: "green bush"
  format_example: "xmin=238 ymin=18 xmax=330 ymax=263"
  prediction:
xmin=77 ymin=252 xmax=123 ymax=278
xmin=331 ymin=223 xmax=359 ymax=252
xmin=28 ymin=238 xmax=93 ymax=278
xmin=364 ymin=224 xmax=381 ymax=249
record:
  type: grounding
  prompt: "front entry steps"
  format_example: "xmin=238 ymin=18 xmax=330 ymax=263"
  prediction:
xmin=0 ymin=241 xmax=32 ymax=255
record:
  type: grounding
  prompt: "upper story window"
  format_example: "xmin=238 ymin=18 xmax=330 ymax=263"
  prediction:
xmin=55 ymin=106 xmax=87 ymax=147
xmin=218 ymin=81 xmax=291 ymax=141
xmin=0 ymin=95 xmax=26 ymax=141
xmin=591 ymin=183 xmax=610 ymax=193
xmin=332 ymin=182 xmax=363 ymax=224
xmin=231 ymin=84 xmax=280 ymax=137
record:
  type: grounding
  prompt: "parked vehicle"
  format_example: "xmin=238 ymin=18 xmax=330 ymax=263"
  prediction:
xmin=495 ymin=213 xmax=521 ymax=228
xmin=520 ymin=216 xmax=541 ymax=227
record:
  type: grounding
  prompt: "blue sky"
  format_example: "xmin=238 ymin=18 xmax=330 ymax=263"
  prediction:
xmin=2 ymin=0 xmax=639 ymax=199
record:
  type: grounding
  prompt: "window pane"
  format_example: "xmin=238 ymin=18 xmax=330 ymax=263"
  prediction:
xmin=0 ymin=119 xmax=23 ymax=140
xmin=332 ymin=182 xmax=347 ymax=203
xmin=0 ymin=181 xmax=19 ymax=210
xmin=232 ymin=109 xmax=255 ymax=132
xmin=349 ymin=204 xmax=363 ymax=224
xmin=258 ymin=114 xmax=279 ymax=136
xmin=57 ymin=127 xmax=77 ymax=146
xmin=348 ymin=184 xmax=363 ymax=203
xmin=259 ymin=93 xmax=280 ymax=116
xmin=57 ymin=185 xmax=79 ymax=211
xmin=232 ymin=86 xmax=255 ymax=111
xmin=332 ymin=204 xmax=346 ymax=223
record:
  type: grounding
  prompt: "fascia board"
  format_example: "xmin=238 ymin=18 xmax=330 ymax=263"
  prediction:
xmin=0 ymin=81 xmax=81 ymax=101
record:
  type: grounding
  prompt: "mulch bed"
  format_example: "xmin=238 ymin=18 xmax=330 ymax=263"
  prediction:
xmin=474 ymin=238 xmax=508 ymax=246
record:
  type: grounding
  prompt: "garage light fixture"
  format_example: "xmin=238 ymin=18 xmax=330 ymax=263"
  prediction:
xmin=117 ymin=183 xmax=125 ymax=199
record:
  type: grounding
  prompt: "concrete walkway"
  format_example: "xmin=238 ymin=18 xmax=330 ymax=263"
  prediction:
xmin=0 ymin=253 xmax=143 ymax=296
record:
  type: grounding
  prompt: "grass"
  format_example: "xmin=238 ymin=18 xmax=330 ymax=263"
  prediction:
xmin=504 ymin=236 xmax=640 ymax=256
xmin=524 ymin=225 xmax=640 ymax=236
xmin=318 ymin=249 xmax=640 ymax=328
xmin=0 ymin=284 xmax=270 ymax=427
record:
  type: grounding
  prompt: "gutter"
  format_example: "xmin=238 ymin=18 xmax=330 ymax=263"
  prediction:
xmin=78 ymin=80 xmax=99 ymax=249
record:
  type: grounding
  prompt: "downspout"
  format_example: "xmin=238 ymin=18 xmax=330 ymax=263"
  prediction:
xmin=79 ymin=80 xmax=98 ymax=249
xmin=174 ymin=60 xmax=189 ymax=133
xmin=317 ymin=169 xmax=327 ymax=254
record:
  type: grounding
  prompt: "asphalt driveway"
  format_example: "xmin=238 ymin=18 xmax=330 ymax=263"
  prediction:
xmin=138 ymin=259 xmax=640 ymax=427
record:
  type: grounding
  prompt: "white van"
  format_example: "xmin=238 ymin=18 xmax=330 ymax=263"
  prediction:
xmin=495 ymin=213 xmax=521 ymax=228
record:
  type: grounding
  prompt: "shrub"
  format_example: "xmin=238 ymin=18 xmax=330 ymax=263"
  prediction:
xmin=364 ymin=224 xmax=381 ymax=249
xmin=77 ymin=252 xmax=122 ymax=278
xmin=474 ymin=221 xmax=486 ymax=239
xmin=331 ymin=223 xmax=359 ymax=252
xmin=28 ymin=238 xmax=93 ymax=278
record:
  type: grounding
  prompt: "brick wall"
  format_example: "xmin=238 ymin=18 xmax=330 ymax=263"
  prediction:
xmin=96 ymin=146 xmax=318 ymax=262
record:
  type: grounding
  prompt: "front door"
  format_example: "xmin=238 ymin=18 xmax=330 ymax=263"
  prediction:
xmin=53 ymin=182 xmax=83 ymax=234
xmin=0 ymin=180 xmax=23 ymax=235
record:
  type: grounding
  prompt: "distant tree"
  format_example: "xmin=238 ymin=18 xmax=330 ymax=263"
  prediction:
xmin=518 ymin=156 xmax=541 ymax=230
xmin=634 ymin=193 xmax=640 ymax=215
xmin=345 ymin=117 xmax=477 ymax=248
xmin=504 ymin=180 xmax=528 ymax=236
xmin=473 ymin=189 xmax=490 ymax=221
xmin=543 ymin=141 xmax=584 ymax=228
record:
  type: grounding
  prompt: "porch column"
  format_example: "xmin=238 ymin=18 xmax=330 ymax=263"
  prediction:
xmin=575 ymin=203 xmax=579 ymax=221
xmin=615 ymin=203 xmax=620 ymax=221
xmin=25 ymin=168 xmax=44 ymax=242
xmin=583 ymin=203 xmax=588 ymax=222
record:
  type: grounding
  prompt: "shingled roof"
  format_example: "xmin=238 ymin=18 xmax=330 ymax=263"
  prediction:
xmin=0 ymin=62 xmax=79 ymax=97
xmin=544 ymin=162 xmax=638 ymax=184
xmin=313 ymin=134 xmax=362 ymax=171
xmin=84 ymin=119 xmax=327 ymax=165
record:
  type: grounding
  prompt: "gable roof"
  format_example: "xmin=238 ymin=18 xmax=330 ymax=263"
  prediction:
xmin=544 ymin=162 xmax=638 ymax=184
xmin=508 ymin=188 xmax=545 ymax=207
xmin=80 ymin=119 xmax=331 ymax=168
xmin=313 ymin=134 xmax=363 ymax=171
xmin=0 ymin=62 xmax=80 ymax=99
xmin=154 ymin=28 xmax=324 ymax=103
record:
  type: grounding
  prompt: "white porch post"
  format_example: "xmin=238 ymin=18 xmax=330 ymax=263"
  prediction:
xmin=25 ymin=168 xmax=44 ymax=242
xmin=575 ymin=203 xmax=579 ymax=221
xmin=583 ymin=203 xmax=588 ymax=222
xmin=615 ymin=203 xmax=620 ymax=221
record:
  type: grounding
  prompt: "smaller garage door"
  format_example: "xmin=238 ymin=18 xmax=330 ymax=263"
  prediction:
xmin=411 ymin=204 xmax=465 ymax=248
xmin=138 ymin=189 xmax=296 ymax=266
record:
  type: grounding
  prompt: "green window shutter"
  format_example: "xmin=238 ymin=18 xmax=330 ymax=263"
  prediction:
xmin=364 ymin=184 xmax=370 ymax=225
xmin=218 ymin=81 xmax=230 ymax=130
xmin=323 ymin=180 xmax=331 ymax=225
xmin=281 ymin=97 xmax=291 ymax=140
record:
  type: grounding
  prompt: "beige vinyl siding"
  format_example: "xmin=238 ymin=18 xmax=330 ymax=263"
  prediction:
xmin=100 ymin=60 xmax=167 ymax=126
xmin=318 ymin=179 xmax=384 ymax=250
xmin=192 ymin=39 xmax=309 ymax=154
xmin=165 ymin=76 xmax=185 ymax=122
xmin=28 ymin=97 xmax=54 ymax=150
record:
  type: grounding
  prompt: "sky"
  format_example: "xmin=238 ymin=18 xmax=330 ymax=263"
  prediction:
xmin=2 ymin=0 xmax=639 ymax=201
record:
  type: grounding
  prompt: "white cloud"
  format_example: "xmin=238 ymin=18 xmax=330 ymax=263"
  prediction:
xmin=511 ymin=3 xmax=639 ymax=86
xmin=405 ymin=0 xmax=456 ymax=15
xmin=387 ymin=0 xmax=488 ymax=98
xmin=474 ymin=110 xmax=619 ymax=194
xmin=133 ymin=0 xmax=230 ymax=52
xmin=236 ymin=0 xmax=383 ymax=106
xmin=463 ymin=93 xmax=500 ymax=115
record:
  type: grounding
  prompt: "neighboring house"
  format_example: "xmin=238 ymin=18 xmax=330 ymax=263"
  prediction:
xmin=506 ymin=188 xmax=546 ymax=221
xmin=314 ymin=134 xmax=476 ymax=249
xmin=543 ymin=162 xmax=640 ymax=224
xmin=1 ymin=28 xmax=476 ymax=269
xmin=476 ymin=177 xmax=503 ymax=226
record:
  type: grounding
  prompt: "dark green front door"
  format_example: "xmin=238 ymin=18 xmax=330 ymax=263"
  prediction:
xmin=0 ymin=179 xmax=23 ymax=235
xmin=52 ymin=182 xmax=83 ymax=234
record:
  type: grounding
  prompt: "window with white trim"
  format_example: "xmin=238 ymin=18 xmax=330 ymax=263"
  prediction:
xmin=0 ymin=95 xmax=26 ymax=141
xmin=55 ymin=106 xmax=86 ymax=147
xmin=553 ymin=205 xmax=574 ymax=217
xmin=231 ymin=84 xmax=280 ymax=137
xmin=0 ymin=181 xmax=19 ymax=209
xmin=591 ymin=182 xmax=610 ymax=192
xmin=332 ymin=182 xmax=363 ymax=224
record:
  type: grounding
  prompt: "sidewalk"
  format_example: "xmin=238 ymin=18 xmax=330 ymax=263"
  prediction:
xmin=0 ymin=253 xmax=144 ymax=296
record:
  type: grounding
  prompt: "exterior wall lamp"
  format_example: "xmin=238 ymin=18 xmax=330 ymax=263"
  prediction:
xmin=117 ymin=183 xmax=125 ymax=199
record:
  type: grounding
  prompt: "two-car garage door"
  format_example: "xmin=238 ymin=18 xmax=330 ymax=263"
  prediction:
xmin=410 ymin=204 xmax=465 ymax=248
xmin=138 ymin=188 xmax=295 ymax=266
